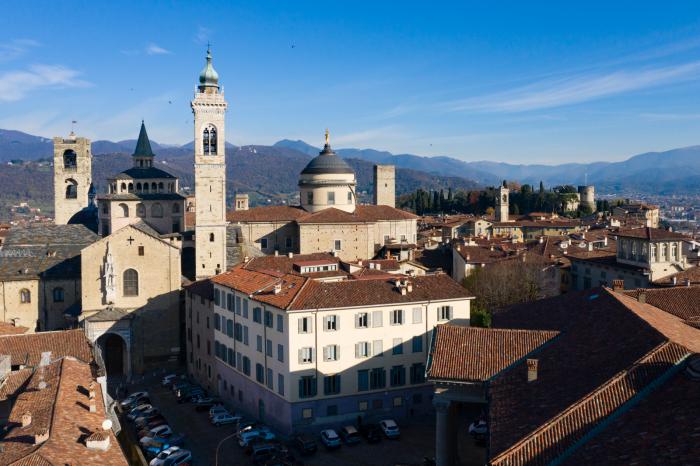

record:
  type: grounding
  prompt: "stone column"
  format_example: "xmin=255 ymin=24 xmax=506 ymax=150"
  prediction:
xmin=434 ymin=395 xmax=454 ymax=466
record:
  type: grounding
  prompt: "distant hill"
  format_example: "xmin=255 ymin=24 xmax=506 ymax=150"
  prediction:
xmin=3 ymin=128 xmax=700 ymax=199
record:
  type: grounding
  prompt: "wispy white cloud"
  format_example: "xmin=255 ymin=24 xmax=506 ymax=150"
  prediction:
xmin=0 ymin=65 xmax=91 ymax=102
xmin=446 ymin=61 xmax=700 ymax=113
xmin=195 ymin=26 xmax=212 ymax=45
xmin=146 ymin=43 xmax=171 ymax=55
xmin=0 ymin=38 xmax=40 ymax=62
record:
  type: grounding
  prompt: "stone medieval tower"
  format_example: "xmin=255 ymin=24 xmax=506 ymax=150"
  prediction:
xmin=192 ymin=47 xmax=228 ymax=279
xmin=53 ymin=132 xmax=92 ymax=225
xmin=373 ymin=164 xmax=396 ymax=208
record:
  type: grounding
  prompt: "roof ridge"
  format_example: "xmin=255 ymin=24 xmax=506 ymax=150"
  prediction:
xmin=286 ymin=275 xmax=312 ymax=310
xmin=490 ymin=341 xmax=690 ymax=466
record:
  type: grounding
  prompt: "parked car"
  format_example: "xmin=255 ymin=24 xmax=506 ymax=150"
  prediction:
xmin=320 ymin=429 xmax=341 ymax=449
xmin=251 ymin=445 xmax=278 ymax=465
xmin=141 ymin=438 xmax=171 ymax=460
xmin=133 ymin=408 xmax=160 ymax=423
xmin=211 ymin=412 xmax=239 ymax=426
xmin=149 ymin=446 xmax=180 ymax=465
xmin=159 ymin=449 xmax=192 ymax=466
xmin=236 ymin=419 xmax=257 ymax=432
xmin=153 ymin=432 xmax=186 ymax=447
xmin=161 ymin=374 xmax=178 ymax=387
xmin=171 ymin=381 xmax=191 ymax=394
xmin=359 ymin=423 xmax=382 ymax=443
xmin=138 ymin=418 xmax=168 ymax=437
xmin=208 ymin=405 xmax=230 ymax=419
xmin=126 ymin=403 xmax=153 ymax=421
xmin=177 ymin=388 xmax=205 ymax=403
xmin=468 ymin=419 xmax=488 ymax=442
xmin=121 ymin=392 xmax=150 ymax=410
xmin=238 ymin=428 xmax=275 ymax=447
xmin=192 ymin=397 xmax=221 ymax=410
xmin=134 ymin=414 xmax=168 ymax=429
xmin=140 ymin=424 xmax=171 ymax=440
xmin=339 ymin=425 xmax=361 ymax=445
xmin=292 ymin=433 xmax=318 ymax=455
xmin=380 ymin=419 xmax=400 ymax=439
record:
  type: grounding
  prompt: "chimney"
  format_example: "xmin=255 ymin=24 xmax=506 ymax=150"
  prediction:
xmin=636 ymin=288 xmax=646 ymax=304
xmin=34 ymin=428 xmax=49 ymax=445
xmin=406 ymin=281 xmax=413 ymax=293
xmin=39 ymin=351 xmax=51 ymax=367
xmin=21 ymin=411 xmax=32 ymax=427
xmin=243 ymin=256 xmax=249 ymax=263
xmin=604 ymin=236 xmax=608 ymax=246
xmin=332 ymin=250 xmax=338 ymax=257
xmin=612 ymin=279 xmax=624 ymax=292
xmin=357 ymin=260 xmax=363 ymax=266
xmin=465 ymin=254 xmax=470 ymax=261
xmin=376 ymin=263 xmax=381 ymax=271
xmin=672 ymin=276 xmax=677 ymax=286
xmin=86 ymin=432 xmax=110 ymax=451
xmin=400 ymin=286 xmax=407 ymax=296
xmin=89 ymin=381 xmax=96 ymax=400
xmin=274 ymin=250 xmax=279 ymax=256
xmin=0 ymin=355 xmax=10 ymax=379
xmin=490 ymin=245 xmax=494 ymax=252
xmin=288 ymin=252 xmax=293 ymax=259
xmin=456 ymin=245 xmax=461 ymax=252
xmin=587 ymin=242 xmax=594 ymax=252
xmin=273 ymin=283 xmax=282 ymax=295
xmin=539 ymin=236 xmax=544 ymax=244
xmin=89 ymin=399 xmax=96 ymax=413
xmin=527 ymin=359 xmax=538 ymax=382
xmin=686 ymin=278 xmax=692 ymax=287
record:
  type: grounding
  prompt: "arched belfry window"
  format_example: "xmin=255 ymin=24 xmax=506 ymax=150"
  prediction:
xmin=203 ymin=125 xmax=217 ymax=155
xmin=65 ymin=179 xmax=78 ymax=199
xmin=63 ymin=150 xmax=77 ymax=169
xmin=123 ymin=269 xmax=139 ymax=296
xmin=20 ymin=288 xmax=31 ymax=303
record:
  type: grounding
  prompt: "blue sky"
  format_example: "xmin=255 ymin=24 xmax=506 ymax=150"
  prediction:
xmin=3 ymin=1 xmax=700 ymax=163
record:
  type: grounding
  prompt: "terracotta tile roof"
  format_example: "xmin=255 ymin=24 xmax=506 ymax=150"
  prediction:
xmin=0 ymin=329 xmax=93 ymax=368
xmin=652 ymin=265 xmax=700 ymax=286
xmin=483 ymin=288 xmax=700 ymax=465
xmin=0 ymin=368 xmax=33 ymax=400
xmin=243 ymin=253 xmax=340 ymax=274
xmin=226 ymin=205 xmax=308 ymax=223
xmin=0 ymin=357 xmax=128 ymax=466
xmin=292 ymin=273 xmax=470 ymax=310
xmin=296 ymin=205 xmax=417 ymax=224
xmin=615 ymin=226 xmax=688 ymax=241
xmin=491 ymin=341 xmax=691 ymax=466
xmin=621 ymin=286 xmax=700 ymax=325
xmin=427 ymin=325 xmax=558 ymax=383
xmin=0 ymin=322 xmax=30 ymax=336
xmin=211 ymin=266 xmax=311 ymax=310
xmin=564 ymin=360 xmax=700 ymax=465
xmin=454 ymin=244 xmax=511 ymax=264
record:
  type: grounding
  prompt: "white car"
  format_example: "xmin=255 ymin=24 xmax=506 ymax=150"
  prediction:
xmin=161 ymin=374 xmax=178 ymax=386
xmin=211 ymin=412 xmax=238 ymax=426
xmin=468 ymin=420 xmax=488 ymax=436
xmin=149 ymin=425 xmax=173 ymax=438
xmin=208 ymin=406 xmax=230 ymax=419
xmin=380 ymin=419 xmax=400 ymax=438
xmin=120 ymin=391 xmax=149 ymax=408
xmin=149 ymin=446 xmax=180 ymax=466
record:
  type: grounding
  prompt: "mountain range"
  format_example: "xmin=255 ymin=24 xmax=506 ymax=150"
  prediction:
xmin=1 ymin=129 xmax=700 ymax=201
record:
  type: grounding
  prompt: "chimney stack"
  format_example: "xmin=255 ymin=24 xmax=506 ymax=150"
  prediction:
xmin=89 ymin=381 xmax=96 ymax=400
xmin=21 ymin=411 xmax=32 ymax=427
xmin=612 ymin=279 xmax=624 ymax=292
xmin=288 ymin=252 xmax=293 ymax=258
xmin=672 ymin=276 xmax=677 ymax=286
xmin=34 ymin=429 xmax=49 ymax=445
xmin=527 ymin=359 xmax=538 ymax=382
xmin=89 ymin=399 xmax=96 ymax=413
xmin=636 ymin=288 xmax=646 ymax=304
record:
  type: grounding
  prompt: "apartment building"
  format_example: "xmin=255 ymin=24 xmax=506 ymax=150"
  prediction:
xmin=209 ymin=265 xmax=471 ymax=434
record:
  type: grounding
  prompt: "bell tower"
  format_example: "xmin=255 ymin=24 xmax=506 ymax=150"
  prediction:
xmin=53 ymin=132 xmax=92 ymax=225
xmin=192 ymin=47 xmax=228 ymax=279
xmin=496 ymin=180 xmax=509 ymax=223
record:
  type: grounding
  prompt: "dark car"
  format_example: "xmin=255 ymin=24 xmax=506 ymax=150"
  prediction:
xmin=136 ymin=414 xmax=166 ymax=428
xmin=339 ymin=425 xmax=361 ymax=445
xmin=193 ymin=397 xmax=221 ymax=411
xmin=359 ymin=423 xmax=382 ymax=444
xmin=291 ymin=433 xmax=317 ymax=455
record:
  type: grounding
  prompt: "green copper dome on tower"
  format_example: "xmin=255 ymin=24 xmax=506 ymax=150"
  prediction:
xmin=198 ymin=46 xmax=219 ymax=91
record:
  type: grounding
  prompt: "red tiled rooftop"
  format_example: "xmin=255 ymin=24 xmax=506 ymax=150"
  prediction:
xmin=427 ymin=325 xmax=558 ymax=383
xmin=615 ymin=226 xmax=688 ymax=241
xmin=0 ymin=329 xmax=93 ymax=368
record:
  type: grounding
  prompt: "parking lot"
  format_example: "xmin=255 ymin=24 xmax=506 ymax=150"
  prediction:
xmin=122 ymin=374 xmax=485 ymax=466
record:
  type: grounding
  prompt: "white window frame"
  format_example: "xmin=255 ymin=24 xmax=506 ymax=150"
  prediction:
xmin=324 ymin=344 xmax=339 ymax=361
xmin=355 ymin=341 xmax=370 ymax=358
xmin=355 ymin=312 xmax=369 ymax=328
xmin=334 ymin=239 xmax=342 ymax=251
xmin=324 ymin=315 xmax=339 ymax=331
xmin=298 ymin=316 xmax=313 ymax=334
xmin=390 ymin=309 xmax=404 ymax=325
xmin=299 ymin=347 xmax=314 ymax=364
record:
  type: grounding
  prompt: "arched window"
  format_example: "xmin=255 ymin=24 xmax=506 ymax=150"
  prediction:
xmin=128 ymin=183 xmax=134 ymax=193
xmin=151 ymin=182 xmax=157 ymax=191
xmin=143 ymin=183 xmax=149 ymax=193
xmin=660 ymin=243 xmax=667 ymax=262
xmin=63 ymin=150 xmax=77 ymax=169
xmin=123 ymin=269 xmax=139 ymax=296
xmin=53 ymin=287 xmax=65 ymax=303
xmin=120 ymin=182 xmax=127 ymax=192
xmin=151 ymin=203 xmax=163 ymax=218
xmin=119 ymin=203 xmax=129 ymax=217
xmin=158 ymin=182 xmax=164 ymax=192
xmin=65 ymin=179 xmax=78 ymax=199
xmin=20 ymin=289 xmax=31 ymax=303
xmin=136 ymin=182 xmax=142 ymax=192
xmin=671 ymin=243 xmax=678 ymax=262
xmin=203 ymin=125 xmax=217 ymax=155
xmin=172 ymin=203 xmax=180 ymax=214
xmin=136 ymin=203 xmax=146 ymax=217
xmin=169 ymin=183 xmax=174 ymax=192
xmin=209 ymin=233 xmax=215 ymax=242
xmin=203 ymin=128 xmax=210 ymax=155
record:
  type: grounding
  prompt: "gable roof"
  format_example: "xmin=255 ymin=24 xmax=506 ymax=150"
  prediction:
xmin=0 ymin=329 xmax=93 ymax=368
xmin=615 ymin=226 xmax=688 ymax=241
xmin=427 ymin=325 xmax=558 ymax=383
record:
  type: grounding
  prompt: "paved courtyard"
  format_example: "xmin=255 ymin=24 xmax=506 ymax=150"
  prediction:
xmin=122 ymin=374 xmax=485 ymax=466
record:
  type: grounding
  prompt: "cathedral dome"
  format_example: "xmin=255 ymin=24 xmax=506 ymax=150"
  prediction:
xmin=199 ymin=47 xmax=219 ymax=89
xmin=301 ymin=141 xmax=354 ymax=175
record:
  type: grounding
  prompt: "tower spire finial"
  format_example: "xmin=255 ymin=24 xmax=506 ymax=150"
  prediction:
xmin=325 ymin=128 xmax=330 ymax=145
